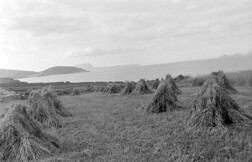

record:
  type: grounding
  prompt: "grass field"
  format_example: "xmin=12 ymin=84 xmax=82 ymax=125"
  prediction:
xmin=0 ymin=86 xmax=251 ymax=162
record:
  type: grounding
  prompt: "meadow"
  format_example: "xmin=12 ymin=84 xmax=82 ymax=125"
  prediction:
xmin=1 ymin=86 xmax=251 ymax=161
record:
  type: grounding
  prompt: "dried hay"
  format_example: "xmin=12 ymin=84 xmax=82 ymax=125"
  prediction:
xmin=94 ymin=86 xmax=105 ymax=93
xmin=145 ymin=81 xmax=180 ymax=113
xmin=103 ymin=83 xmax=120 ymax=94
xmin=132 ymin=79 xmax=152 ymax=95
xmin=188 ymin=76 xmax=252 ymax=130
xmin=212 ymin=71 xmax=238 ymax=94
xmin=151 ymin=79 xmax=160 ymax=90
xmin=166 ymin=78 xmax=182 ymax=95
xmin=165 ymin=74 xmax=172 ymax=80
xmin=131 ymin=79 xmax=153 ymax=95
xmin=71 ymin=88 xmax=81 ymax=96
xmin=121 ymin=82 xmax=135 ymax=95
xmin=41 ymin=87 xmax=71 ymax=117
xmin=27 ymin=90 xmax=61 ymax=129
xmin=0 ymin=104 xmax=59 ymax=162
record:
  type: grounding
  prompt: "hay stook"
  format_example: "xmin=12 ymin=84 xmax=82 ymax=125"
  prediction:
xmin=145 ymin=81 xmax=180 ymax=113
xmin=27 ymin=90 xmax=62 ymax=129
xmin=41 ymin=87 xmax=71 ymax=117
xmin=188 ymin=76 xmax=252 ymax=130
xmin=212 ymin=71 xmax=238 ymax=94
xmin=0 ymin=104 xmax=59 ymax=162
xmin=132 ymin=79 xmax=152 ymax=95
xmin=166 ymin=78 xmax=182 ymax=95
xmin=121 ymin=82 xmax=135 ymax=95
xmin=151 ymin=79 xmax=160 ymax=90
xmin=94 ymin=86 xmax=105 ymax=93
xmin=103 ymin=83 xmax=120 ymax=94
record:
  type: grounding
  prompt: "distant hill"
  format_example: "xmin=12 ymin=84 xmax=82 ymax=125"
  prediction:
xmin=0 ymin=69 xmax=36 ymax=79
xmin=0 ymin=78 xmax=22 ymax=84
xmin=76 ymin=63 xmax=141 ymax=71
xmin=29 ymin=66 xmax=88 ymax=77
xmin=20 ymin=53 xmax=252 ymax=83
xmin=0 ymin=66 xmax=88 ymax=79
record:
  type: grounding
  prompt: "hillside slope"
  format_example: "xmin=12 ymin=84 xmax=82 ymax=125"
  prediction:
xmin=0 ymin=69 xmax=36 ymax=79
xmin=76 ymin=63 xmax=141 ymax=71
xmin=29 ymin=66 xmax=88 ymax=77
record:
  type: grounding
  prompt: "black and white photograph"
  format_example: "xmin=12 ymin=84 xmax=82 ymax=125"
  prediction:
xmin=0 ymin=0 xmax=252 ymax=161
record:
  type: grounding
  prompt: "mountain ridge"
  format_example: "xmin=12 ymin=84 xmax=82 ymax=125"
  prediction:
xmin=75 ymin=63 xmax=141 ymax=71
xmin=0 ymin=66 xmax=87 ymax=79
xmin=1 ymin=53 xmax=252 ymax=79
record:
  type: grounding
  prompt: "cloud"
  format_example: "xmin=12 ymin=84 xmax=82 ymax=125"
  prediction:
xmin=8 ymin=14 xmax=94 ymax=36
xmin=64 ymin=47 xmax=129 ymax=57
xmin=0 ymin=0 xmax=251 ymax=69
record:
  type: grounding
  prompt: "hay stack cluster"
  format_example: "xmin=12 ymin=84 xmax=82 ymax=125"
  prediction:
xmin=132 ymin=79 xmax=152 ymax=95
xmin=0 ymin=104 xmax=60 ymax=162
xmin=212 ymin=71 xmax=238 ymax=94
xmin=103 ymin=83 xmax=120 ymax=94
xmin=188 ymin=76 xmax=252 ymax=129
xmin=121 ymin=82 xmax=135 ymax=95
xmin=145 ymin=81 xmax=180 ymax=113
xmin=27 ymin=90 xmax=62 ymax=129
xmin=0 ymin=87 xmax=71 ymax=161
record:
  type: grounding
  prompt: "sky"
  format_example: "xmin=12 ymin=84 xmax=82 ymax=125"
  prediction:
xmin=0 ymin=0 xmax=251 ymax=71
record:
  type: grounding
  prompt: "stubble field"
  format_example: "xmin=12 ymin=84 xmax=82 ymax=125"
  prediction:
xmin=0 ymin=86 xmax=251 ymax=162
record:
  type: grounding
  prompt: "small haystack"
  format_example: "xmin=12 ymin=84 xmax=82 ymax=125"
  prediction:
xmin=94 ymin=86 xmax=105 ymax=93
xmin=188 ymin=76 xmax=252 ymax=129
xmin=166 ymin=78 xmax=182 ymax=95
xmin=0 ymin=104 xmax=59 ymax=162
xmin=132 ymin=79 xmax=152 ymax=95
xmin=165 ymin=74 xmax=172 ymax=80
xmin=41 ymin=87 xmax=71 ymax=117
xmin=71 ymin=88 xmax=81 ymax=96
xmin=212 ymin=71 xmax=238 ymax=94
xmin=103 ymin=83 xmax=120 ymax=94
xmin=121 ymin=82 xmax=135 ymax=95
xmin=151 ymin=79 xmax=160 ymax=90
xmin=27 ymin=90 xmax=61 ymax=128
xmin=145 ymin=81 xmax=180 ymax=113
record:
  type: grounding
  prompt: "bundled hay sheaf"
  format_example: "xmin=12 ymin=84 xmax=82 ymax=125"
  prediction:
xmin=151 ymin=79 xmax=160 ymax=90
xmin=166 ymin=78 xmax=182 ymax=95
xmin=103 ymin=83 xmax=120 ymax=94
xmin=132 ymin=79 xmax=152 ymax=95
xmin=188 ymin=76 xmax=252 ymax=130
xmin=71 ymin=88 xmax=81 ymax=96
xmin=121 ymin=82 xmax=135 ymax=95
xmin=0 ymin=104 xmax=59 ymax=162
xmin=41 ymin=87 xmax=71 ymax=117
xmin=27 ymin=90 xmax=61 ymax=129
xmin=145 ymin=81 xmax=180 ymax=113
xmin=212 ymin=71 xmax=238 ymax=94
xmin=94 ymin=86 xmax=105 ymax=93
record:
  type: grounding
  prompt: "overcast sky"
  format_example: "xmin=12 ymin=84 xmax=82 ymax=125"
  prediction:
xmin=0 ymin=0 xmax=251 ymax=71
